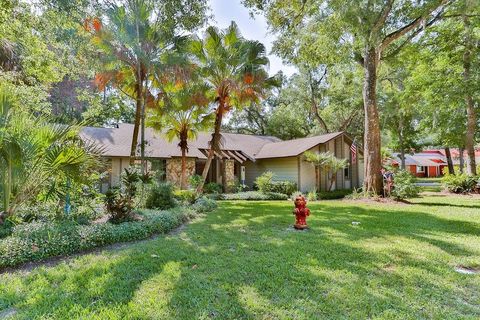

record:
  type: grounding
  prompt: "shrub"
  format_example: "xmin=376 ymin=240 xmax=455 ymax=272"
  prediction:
xmin=291 ymin=191 xmax=303 ymax=200
xmin=204 ymin=182 xmax=223 ymax=194
xmin=318 ymin=189 xmax=352 ymax=200
xmin=270 ymin=181 xmax=297 ymax=196
xmin=0 ymin=206 xmax=214 ymax=269
xmin=173 ymin=189 xmax=198 ymax=204
xmin=226 ymin=178 xmax=248 ymax=193
xmin=391 ymin=170 xmax=420 ymax=200
xmin=192 ymin=196 xmax=218 ymax=213
xmin=145 ymin=183 xmax=176 ymax=210
xmin=222 ymin=191 xmax=288 ymax=201
xmin=205 ymin=193 xmax=225 ymax=200
xmin=188 ymin=174 xmax=203 ymax=189
xmin=307 ymin=190 xmax=318 ymax=201
xmin=255 ymin=172 xmax=297 ymax=195
xmin=255 ymin=171 xmax=274 ymax=193
xmin=105 ymin=187 xmax=134 ymax=224
xmin=104 ymin=168 xmax=141 ymax=223
xmin=441 ymin=173 xmax=478 ymax=193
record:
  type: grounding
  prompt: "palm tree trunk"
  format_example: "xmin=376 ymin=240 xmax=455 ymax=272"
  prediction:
xmin=315 ymin=167 xmax=320 ymax=191
xmin=328 ymin=174 xmax=335 ymax=191
xmin=197 ymin=104 xmax=224 ymax=193
xmin=130 ymin=78 xmax=142 ymax=165
xmin=362 ymin=47 xmax=383 ymax=194
xmin=181 ymin=147 xmax=187 ymax=190
xmin=0 ymin=157 xmax=12 ymax=224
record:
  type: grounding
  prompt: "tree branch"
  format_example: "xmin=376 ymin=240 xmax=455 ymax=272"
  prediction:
xmin=380 ymin=0 xmax=449 ymax=52
xmin=371 ymin=0 xmax=394 ymax=36
xmin=381 ymin=7 xmax=445 ymax=60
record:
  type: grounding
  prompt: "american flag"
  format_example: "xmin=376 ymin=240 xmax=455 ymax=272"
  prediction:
xmin=350 ymin=141 xmax=357 ymax=164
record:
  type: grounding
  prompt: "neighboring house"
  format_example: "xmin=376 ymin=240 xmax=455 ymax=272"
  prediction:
xmin=81 ymin=124 xmax=364 ymax=192
xmin=441 ymin=148 xmax=480 ymax=166
xmin=390 ymin=151 xmax=447 ymax=177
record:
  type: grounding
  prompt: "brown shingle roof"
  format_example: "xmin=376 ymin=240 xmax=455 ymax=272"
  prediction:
xmin=80 ymin=124 xmax=280 ymax=159
xmin=81 ymin=124 xmax=347 ymax=160
xmin=254 ymin=132 xmax=344 ymax=159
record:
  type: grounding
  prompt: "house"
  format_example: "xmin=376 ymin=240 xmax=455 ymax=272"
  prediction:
xmin=81 ymin=124 xmax=364 ymax=192
xmin=440 ymin=148 xmax=480 ymax=166
xmin=390 ymin=151 xmax=447 ymax=177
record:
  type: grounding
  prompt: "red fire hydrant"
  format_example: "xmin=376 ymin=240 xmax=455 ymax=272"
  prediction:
xmin=293 ymin=195 xmax=310 ymax=230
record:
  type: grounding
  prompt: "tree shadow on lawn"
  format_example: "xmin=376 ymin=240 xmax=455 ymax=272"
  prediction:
xmin=3 ymin=201 xmax=480 ymax=319
xmin=413 ymin=202 xmax=480 ymax=209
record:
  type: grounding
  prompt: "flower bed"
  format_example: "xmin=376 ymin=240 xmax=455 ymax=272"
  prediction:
xmin=0 ymin=199 xmax=216 ymax=269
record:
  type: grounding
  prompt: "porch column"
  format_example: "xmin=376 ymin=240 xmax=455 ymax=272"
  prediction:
xmin=224 ymin=159 xmax=235 ymax=192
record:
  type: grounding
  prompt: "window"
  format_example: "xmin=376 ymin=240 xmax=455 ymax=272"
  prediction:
xmin=344 ymin=167 xmax=350 ymax=179
xmin=150 ymin=159 xmax=167 ymax=181
xmin=416 ymin=166 xmax=425 ymax=173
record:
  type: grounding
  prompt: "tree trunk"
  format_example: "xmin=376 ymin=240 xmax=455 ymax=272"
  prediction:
xmin=197 ymin=103 xmax=224 ymax=193
xmin=315 ymin=167 xmax=320 ymax=191
xmin=463 ymin=10 xmax=477 ymax=176
xmin=399 ymin=121 xmax=406 ymax=170
xmin=130 ymin=78 xmax=142 ymax=165
xmin=445 ymin=147 xmax=455 ymax=174
xmin=459 ymin=147 xmax=465 ymax=173
xmin=0 ymin=157 xmax=12 ymax=224
xmin=140 ymin=82 xmax=146 ymax=175
xmin=181 ymin=147 xmax=187 ymax=190
xmin=328 ymin=173 xmax=335 ymax=191
xmin=362 ymin=48 xmax=383 ymax=193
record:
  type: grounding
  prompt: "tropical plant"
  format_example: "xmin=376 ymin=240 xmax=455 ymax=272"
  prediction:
xmin=148 ymin=81 xmax=212 ymax=189
xmin=0 ymin=87 xmax=102 ymax=223
xmin=190 ymin=22 xmax=279 ymax=192
xmin=304 ymin=151 xmax=348 ymax=191
xmin=441 ymin=173 xmax=478 ymax=194
xmin=89 ymin=0 xmax=207 ymax=170
xmin=304 ymin=151 xmax=332 ymax=191
xmin=104 ymin=167 xmax=141 ymax=223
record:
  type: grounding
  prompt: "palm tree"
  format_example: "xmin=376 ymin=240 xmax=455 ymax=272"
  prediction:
xmin=151 ymin=108 xmax=212 ymax=189
xmin=323 ymin=153 xmax=348 ymax=191
xmin=304 ymin=151 xmax=348 ymax=191
xmin=190 ymin=22 xmax=278 ymax=192
xmin=89 ymin=0 xmax=199 ymax=171
xmin=0 ymin=87 xmax=101 ymax=223
xmin=303 ymin=151 xmax=332 ymax=191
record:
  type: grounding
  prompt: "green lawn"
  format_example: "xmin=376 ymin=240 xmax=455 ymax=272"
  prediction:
xmin=1 ymin=195 xmax=480 ymax=319
xmin=417 ymin=177 xmax=443 ymax=183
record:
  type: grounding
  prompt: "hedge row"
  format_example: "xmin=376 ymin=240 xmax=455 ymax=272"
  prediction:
xmin=317 ymin=189 xmax=353 ymax=200
xmin=0 ymin=199 xmax=216 ymax=269
xmin=221 ymin=191 xmax=289 ymax=201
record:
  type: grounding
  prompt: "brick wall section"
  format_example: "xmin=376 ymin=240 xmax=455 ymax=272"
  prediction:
xmin=224 ymin=159 xmax=235 ymax=192
xmin=166 ymin=158 xmax=196 ymax=188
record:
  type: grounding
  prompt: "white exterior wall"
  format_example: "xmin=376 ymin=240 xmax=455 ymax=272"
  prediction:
xmin=110 ymin=157 xmax=132 ymax=186
xmin=244 ymin=160 xmax=262 ymax=187
xmin=244 ymin=157 xmax=299 ymax=188
xmin=300 ymin=146 xmax=319 ymax=192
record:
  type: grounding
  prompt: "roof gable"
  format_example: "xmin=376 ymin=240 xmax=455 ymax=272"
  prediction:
xmin=254 ymin=132 xmax=344 ymax=159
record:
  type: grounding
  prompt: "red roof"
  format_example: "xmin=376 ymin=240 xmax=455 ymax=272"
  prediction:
xmin=424 ymin=149 xmax=480 ymax=158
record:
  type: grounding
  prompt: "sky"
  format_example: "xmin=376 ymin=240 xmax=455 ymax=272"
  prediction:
xmin=208 ymin=0 xmax=297 ymax=77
